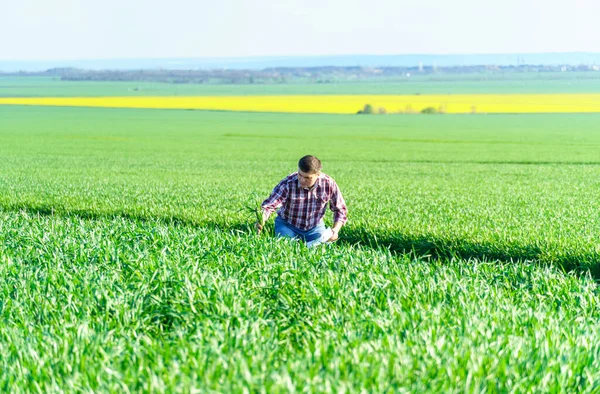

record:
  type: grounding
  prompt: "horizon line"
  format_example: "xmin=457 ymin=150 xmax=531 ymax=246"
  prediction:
xmin=2 ymin=51 xmax=600 ymax=63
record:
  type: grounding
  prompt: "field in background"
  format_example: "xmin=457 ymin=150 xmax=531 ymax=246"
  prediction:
xmin=3 ymin=72 xmax=600 ymax=97
xmin=2 ymin=104 xmax=600 ymax=390
xmin=2 ymin=93 xmax=600 ymax=114
xmin=4 ymin=73 xmax=600 ymax=114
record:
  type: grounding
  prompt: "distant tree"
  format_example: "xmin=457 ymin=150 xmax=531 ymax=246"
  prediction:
xmin=420 ymin=107 xmax=438 ymax=114
xmin=357 ymin=104 xmax=374 ymax=114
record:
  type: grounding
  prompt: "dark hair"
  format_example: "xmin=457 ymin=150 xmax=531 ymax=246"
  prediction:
xmin=298 ymin=155 xmax=322 ymax=174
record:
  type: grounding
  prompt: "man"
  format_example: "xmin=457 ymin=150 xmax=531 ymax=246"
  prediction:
xmin=256 ymin=155 xmax=348 ymax=244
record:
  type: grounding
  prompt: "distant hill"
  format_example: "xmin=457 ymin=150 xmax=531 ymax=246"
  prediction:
xmin=2 ymin=53 xmax=600 ymax=72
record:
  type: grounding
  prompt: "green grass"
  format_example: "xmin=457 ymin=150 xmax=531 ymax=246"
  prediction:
xmin=2 ymin=105 xmax=600 ymax=391
xmin=3 ymin=72 xmax=600 ymax=97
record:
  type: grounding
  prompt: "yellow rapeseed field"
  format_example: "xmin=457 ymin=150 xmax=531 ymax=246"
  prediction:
xmin=1 ymin=94 xmax=600 ymax=114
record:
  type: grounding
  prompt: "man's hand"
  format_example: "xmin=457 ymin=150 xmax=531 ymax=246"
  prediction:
xmin=328 ymin=222 xmax=343 ymax=242
xmin=255 ymin=222 xmax=263 ymax=235
xmin=328 ymin=228 xmax=339 ymax=242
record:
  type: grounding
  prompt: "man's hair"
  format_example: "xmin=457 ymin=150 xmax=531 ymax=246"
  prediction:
xmin=298 ymin=155 xmax=322 ymax=174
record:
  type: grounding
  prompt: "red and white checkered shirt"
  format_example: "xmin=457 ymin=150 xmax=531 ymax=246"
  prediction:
xmin=261 ymin=172 xmax=348 ymax=231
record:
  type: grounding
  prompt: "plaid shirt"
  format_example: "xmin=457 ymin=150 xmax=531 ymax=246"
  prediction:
xmin=261 ymin=172 xmax=348 ymax=231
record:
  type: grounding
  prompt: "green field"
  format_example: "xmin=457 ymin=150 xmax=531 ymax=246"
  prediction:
xmin=2 ymin=105 xmax=600 ymax=391
xmin=3 ymin=72 xmax=600 ymax=97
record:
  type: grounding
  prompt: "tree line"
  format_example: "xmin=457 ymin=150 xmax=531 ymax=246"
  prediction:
xmin=2 ymin=64 xmax=599 ymax=84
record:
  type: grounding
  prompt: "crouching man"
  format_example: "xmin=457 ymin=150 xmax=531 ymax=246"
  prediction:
xmin=256 ymin=155 xmax=348 ymax=245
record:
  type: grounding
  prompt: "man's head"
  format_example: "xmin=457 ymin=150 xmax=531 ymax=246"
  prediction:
xmin=298 ymin=155 xmax=322 ymax=189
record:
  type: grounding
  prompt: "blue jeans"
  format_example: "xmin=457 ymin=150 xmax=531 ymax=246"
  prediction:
xmin=274 ymin=216 xmax=327 ymax=242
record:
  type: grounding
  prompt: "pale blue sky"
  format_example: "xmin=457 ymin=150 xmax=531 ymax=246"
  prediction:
xmin=1 ymin=0 xmax=598 ymax=60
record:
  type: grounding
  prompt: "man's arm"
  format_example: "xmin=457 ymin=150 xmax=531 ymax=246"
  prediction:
xmin=256 ymin=178 xmax=288 ymax=233
xmin=328 ymin=181 xmax=348 ymax=241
